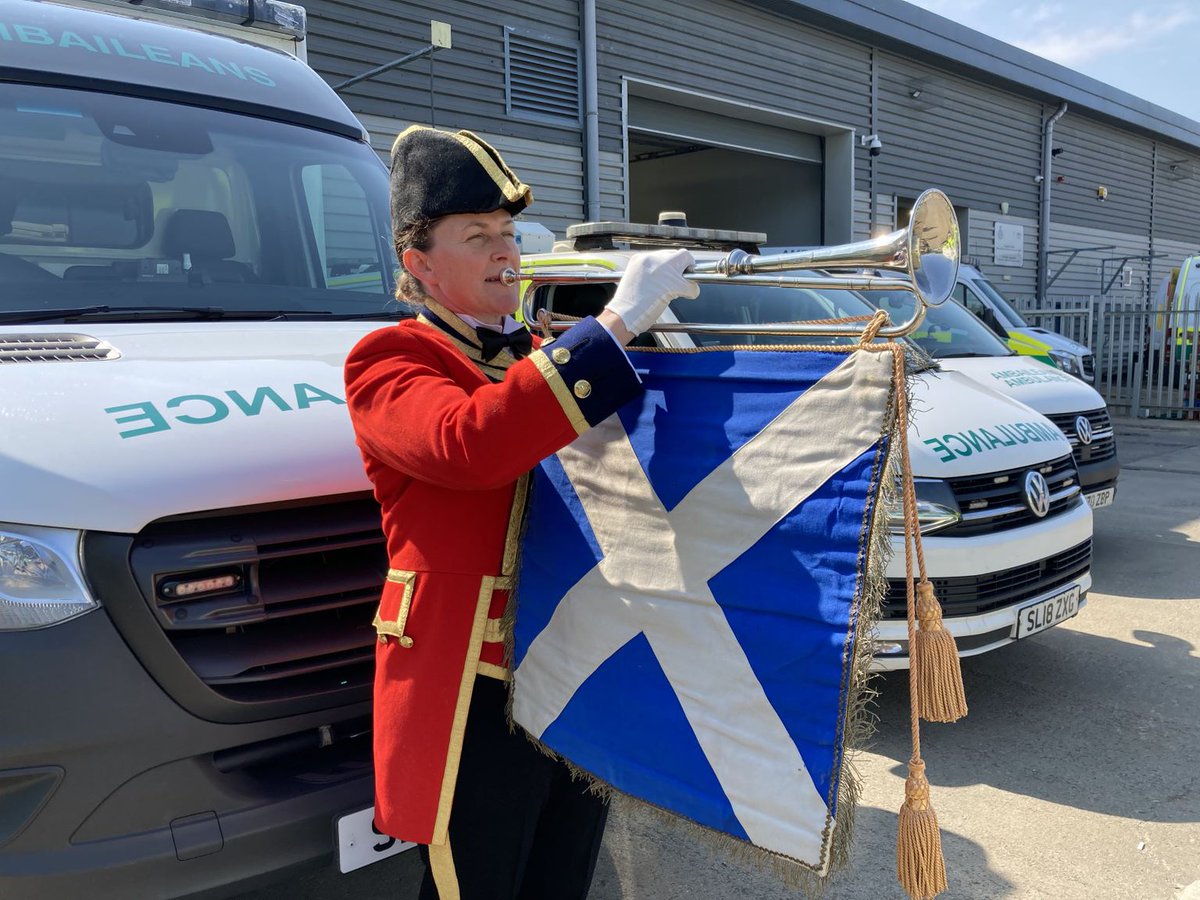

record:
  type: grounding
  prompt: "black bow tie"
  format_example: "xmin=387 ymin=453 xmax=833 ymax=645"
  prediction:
xmin=476 ymin=325 xmax=533 ymax=362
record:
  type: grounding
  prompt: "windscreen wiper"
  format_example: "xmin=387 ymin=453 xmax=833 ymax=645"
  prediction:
xmin=0 ymin=306 xmax=411 ymax=325
xmin=0 ymin=306 xmax=235 ymax=324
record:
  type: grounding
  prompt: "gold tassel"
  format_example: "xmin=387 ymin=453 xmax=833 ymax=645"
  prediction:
xmin=913 ymin=580 xmax=968 ymax=723
xmin=897 ymin=759 xmax=947 ymax=900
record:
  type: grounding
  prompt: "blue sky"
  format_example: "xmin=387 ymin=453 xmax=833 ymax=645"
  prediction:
xmin=903 ymin=1 xmax=1200 ymax=123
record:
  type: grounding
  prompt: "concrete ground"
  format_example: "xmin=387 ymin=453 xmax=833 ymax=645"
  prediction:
xmin=252 ymin=415 xmax=1200 ymax=900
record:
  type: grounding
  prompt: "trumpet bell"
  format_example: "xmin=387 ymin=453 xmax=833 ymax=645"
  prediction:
xmin=691 ymin=188 xmax=960 ymax=308
xmin=907 ymin=189 xmax=959 ymax=308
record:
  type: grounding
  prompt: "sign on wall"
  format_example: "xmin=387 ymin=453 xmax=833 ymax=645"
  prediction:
xmin=994 ymin=221 xmax=1024 ymax=267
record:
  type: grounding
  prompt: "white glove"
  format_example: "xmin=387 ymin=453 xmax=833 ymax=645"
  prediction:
xmin=606 ymin=248 xmax=700 ymax=335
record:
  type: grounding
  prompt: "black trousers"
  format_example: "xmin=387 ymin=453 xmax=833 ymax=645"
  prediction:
xmin=418 ymin=676 xmax=609 ymax=900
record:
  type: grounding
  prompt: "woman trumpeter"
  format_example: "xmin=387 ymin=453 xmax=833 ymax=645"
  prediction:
xmin=344 ymin=125 xmax=697 ymax=900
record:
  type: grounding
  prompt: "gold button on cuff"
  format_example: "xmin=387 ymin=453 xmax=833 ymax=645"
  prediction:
xmin=552 ymin=347 xmax=571 ymax=365
xmin=573 ymin=379 xmax=592 ymax=399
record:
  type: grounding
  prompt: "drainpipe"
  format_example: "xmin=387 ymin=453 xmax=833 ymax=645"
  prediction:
xmin=1037 ymin=102 xmax=1068 ymax=300
xmin=582 ymin=0 xmax=600 ymax=222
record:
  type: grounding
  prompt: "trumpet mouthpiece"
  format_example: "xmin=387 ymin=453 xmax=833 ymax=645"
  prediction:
xmin=500 ymin=268 xmax=520 ymax=286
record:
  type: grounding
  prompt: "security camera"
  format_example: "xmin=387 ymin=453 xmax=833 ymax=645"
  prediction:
xmin=861 ymin=134 xmax=882 ymax=157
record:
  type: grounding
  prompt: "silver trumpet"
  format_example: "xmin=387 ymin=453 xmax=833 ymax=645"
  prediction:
xmin=502 ymin=188 xmax=960 ymax=339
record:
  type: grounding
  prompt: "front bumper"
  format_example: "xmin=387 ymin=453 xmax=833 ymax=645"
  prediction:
xmin=0 ymin=611 xmax=373 ymax=900
xmin=871 ymin=499 xmax=1093 ymax=670
xmin=871 ymin=571 xmax=1091 ymax=671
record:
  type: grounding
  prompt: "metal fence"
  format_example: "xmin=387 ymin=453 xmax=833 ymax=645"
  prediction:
xmin=1013 ymin=297 xmax=1093 ymax=350
xmin=1013 ymin=296 xmax=1200 ymax=418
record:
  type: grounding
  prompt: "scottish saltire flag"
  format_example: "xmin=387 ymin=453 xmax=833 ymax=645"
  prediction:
xmin=512 ymin=348 xmax=895 ymax=873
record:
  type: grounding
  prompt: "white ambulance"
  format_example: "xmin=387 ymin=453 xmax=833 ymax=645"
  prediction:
xmin=521 ymin=220 xmax=1094 ymax=673
xmin=0 ymin=1 xmax=410 ymax=896
xmin=866 ymin=287 xmax=1119 ymax=510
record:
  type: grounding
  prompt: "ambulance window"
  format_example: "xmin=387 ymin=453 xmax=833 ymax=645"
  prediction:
xmin=301 ymin=164 xmax=391 ymax=293
xmin=958 ymin=285 xmax=985 ymax=317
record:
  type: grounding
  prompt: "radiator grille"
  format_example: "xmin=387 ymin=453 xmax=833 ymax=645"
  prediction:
xmin=129 ymin=497 xmax=385 ymax=704
xmin=943 ymin=454 xmax=1080 ymax=536
xmin=1043 ymin=407 xmax=1117 ymax=467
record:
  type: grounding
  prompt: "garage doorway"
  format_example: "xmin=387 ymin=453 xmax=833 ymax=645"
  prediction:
xmin=629 ymin=133 xmax=823 ymax=246
xmin=623 ymin=81 xmax=853 ymax=245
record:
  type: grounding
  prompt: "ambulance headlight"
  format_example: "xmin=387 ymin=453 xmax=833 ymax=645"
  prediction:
xmin=1049 ymin=350 xmax=1082 ymax=378
xmin=886 ymin=480 xmax=961 ymax=535
xmin=0 ymin=526 xmax=97 ymax=631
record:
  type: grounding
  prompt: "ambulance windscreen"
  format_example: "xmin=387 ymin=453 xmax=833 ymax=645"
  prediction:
xmin=0 ymin=82 xmax=399 ymax=321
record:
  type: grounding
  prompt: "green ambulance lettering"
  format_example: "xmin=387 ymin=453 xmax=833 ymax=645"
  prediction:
xmin=167 ymin=394 xmax=229 ymax=424
xmin=104 ymin=402 xmax=171 ymax=439
xmin=13 ymin=24 xmax=52 ymax=44
xmin=978 ymin=427 xmax=1013 ymax=448
xmin=226 ymin=386 xmax=292 ymax=416
xmin=997 ymin=424 xmax=1028 ymax=444
xmin=110 ymin=37 xmax=145 ymax=60
xmin=923 ymin=437 xmax=955 ymax=463
xmin=142 ymin=44 xmax=179 ymax=65
xmin=943 ymin=434 xmax=972 ymax=456
xmin=180 ymin=51 xmax=214 ymax=73
xmin=1034 ymin=421 xmax=1060 ymax=441
xmin=245 ymin=67 xmax=275 ymax=87
xmin=106 ymin=384 xmax=344 ymax=438
xmin=0 ymin=20 xmax=275 ymax=86
xmin=960 ymin=430 xmax=985 ymax=453
xmin=925 ymin=421 xmax=1065 ymax=462
xmin=58 ymin=30 xmax=96 ymax=52
xmin=1015 ymin=422 xmax=1041 ymax=442
xmin=295 ymin=383 xmax=346 ymax=408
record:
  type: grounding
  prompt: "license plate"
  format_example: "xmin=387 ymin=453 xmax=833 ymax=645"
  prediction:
xmin=1015 ymin=585 xmax=1081 ymax=640
xmin=335 ymin=807 xmax=415 ymax=874
xmin=1085 ymin=488 xmax=1115 ymax=509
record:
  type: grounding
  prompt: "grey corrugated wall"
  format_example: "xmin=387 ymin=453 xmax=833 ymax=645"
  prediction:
xmin=301 ymin=0 xmax=1200 ymax=295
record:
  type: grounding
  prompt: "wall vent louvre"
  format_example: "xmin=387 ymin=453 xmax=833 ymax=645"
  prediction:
xmin=505 ymin=31 xmax=580 ymax=124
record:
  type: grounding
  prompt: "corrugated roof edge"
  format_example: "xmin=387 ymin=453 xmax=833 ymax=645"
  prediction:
xmin=750 ymin=0 xmax=1200 ymax=152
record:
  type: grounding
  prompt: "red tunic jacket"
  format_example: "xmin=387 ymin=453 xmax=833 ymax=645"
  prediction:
xmin=344 ymin=300 xmax=641 ymax=845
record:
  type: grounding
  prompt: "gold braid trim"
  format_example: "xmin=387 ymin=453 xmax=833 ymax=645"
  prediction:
xmin=455 ymin=129 xmax=533 ymax=205
xmin=427 ymin=841 xmax=460 ymax=900
xmin=430 ymin=576 xmax=495 ymax=845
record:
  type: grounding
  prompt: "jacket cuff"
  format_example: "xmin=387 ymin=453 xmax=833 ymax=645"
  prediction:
xmin=528 ymin=317 xmax=642 ymax=434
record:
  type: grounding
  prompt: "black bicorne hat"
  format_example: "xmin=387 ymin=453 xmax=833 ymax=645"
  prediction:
xmin=389 ymin=125 xmax=533 ymax=233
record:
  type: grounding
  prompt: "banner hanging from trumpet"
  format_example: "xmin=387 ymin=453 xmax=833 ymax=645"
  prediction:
xmin=511 ymin=346 xmax=895 ymax=880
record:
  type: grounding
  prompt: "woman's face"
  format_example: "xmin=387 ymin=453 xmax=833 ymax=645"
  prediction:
xmin=402 ymin=209 xmax=520 ymax=324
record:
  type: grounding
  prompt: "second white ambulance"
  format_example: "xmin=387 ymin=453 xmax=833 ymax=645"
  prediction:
xmin=522 ymin=220 xmax=1093 ymax=671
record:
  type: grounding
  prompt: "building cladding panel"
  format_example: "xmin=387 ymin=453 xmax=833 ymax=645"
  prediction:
xmin=301 ymin=0 xmax=1200 ymax=292
xmin=594 ymin=0 xmax=871 ymax=158
xmin=356 ymin=112 xmax=585 ymax=235
xmin=874 ymin=52 xmax=1042 ymax=220
xmin=1153 ymin=144 xmax=1200 ymax=244
xmin=305 ymin=0 xmax=581 ymax=144
xmin=1050 ymin=115 xmax=1153 ymax=232
xmin=1045 ymin=221 xmax=1149 ymax=303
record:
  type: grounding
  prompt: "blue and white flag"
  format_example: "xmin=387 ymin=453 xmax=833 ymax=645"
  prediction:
xmin=512 ymin=348 xmax=894 ymax=874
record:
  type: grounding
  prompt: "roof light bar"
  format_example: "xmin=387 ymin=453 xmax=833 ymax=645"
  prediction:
xmin=97 ymin=0 xmax=307 ymax=40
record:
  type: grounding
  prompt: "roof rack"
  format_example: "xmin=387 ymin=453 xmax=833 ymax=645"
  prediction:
xmin=564 ymin=220 xmax=765 ymax=253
